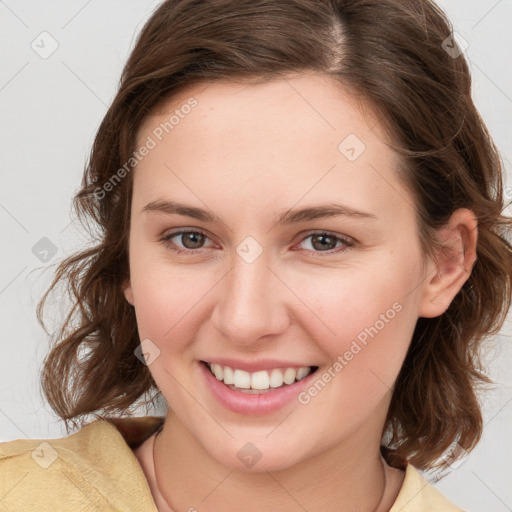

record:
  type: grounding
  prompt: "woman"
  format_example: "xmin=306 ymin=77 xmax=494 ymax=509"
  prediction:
xmin=1 ymin=1 xmax=510 ymax=510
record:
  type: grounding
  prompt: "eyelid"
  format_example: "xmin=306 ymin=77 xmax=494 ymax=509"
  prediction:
xmin=293 ymin=229 xmax=355 ymax=255
xmin=160 ymin=228 xmax=216 ymax=252
xmin=295 ymin=229 xmax=354 ymax=245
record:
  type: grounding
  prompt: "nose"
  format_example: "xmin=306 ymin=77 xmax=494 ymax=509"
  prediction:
xmin=210 ymin=249 xmax=290 ymax=347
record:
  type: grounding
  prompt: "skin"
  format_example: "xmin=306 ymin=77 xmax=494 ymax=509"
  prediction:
xmin=124 ymin=73 xmax=477 ymax=512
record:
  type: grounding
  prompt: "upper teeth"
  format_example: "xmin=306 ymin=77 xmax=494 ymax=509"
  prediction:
xmin=208 ymin=363 xmax=312 ymax=390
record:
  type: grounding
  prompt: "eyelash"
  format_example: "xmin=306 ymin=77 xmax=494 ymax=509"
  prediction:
xmin=160 ymin=229 xmax=355 ymax=257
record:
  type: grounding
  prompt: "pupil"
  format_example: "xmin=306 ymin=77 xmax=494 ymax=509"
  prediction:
xmin=312 ymin=234 xmax=335 ymax=251
xmin=183 ymin=232 xmax=204 ymax=249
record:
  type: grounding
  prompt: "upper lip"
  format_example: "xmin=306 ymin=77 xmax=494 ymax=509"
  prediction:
xmin=201 ymin=358 xmax=317 ymax=373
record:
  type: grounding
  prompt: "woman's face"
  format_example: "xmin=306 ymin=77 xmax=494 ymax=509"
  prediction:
xmin=124 ymin=73 xmax=434 ymax=471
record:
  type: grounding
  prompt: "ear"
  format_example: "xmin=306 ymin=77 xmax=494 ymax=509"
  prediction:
xmin=123 ymin=278 xmax=135 ymax=306
xmin=419 ymin=208 xmax=478 ymax=318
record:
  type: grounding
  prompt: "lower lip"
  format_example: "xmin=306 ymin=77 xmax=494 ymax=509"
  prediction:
xmin=198 ymin=361 xmax=318 ymax=416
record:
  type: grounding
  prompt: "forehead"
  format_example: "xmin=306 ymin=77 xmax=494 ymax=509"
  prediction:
xmin=137 ymin=73 xmax=383 ymax=148
xmin=132 ymin=73 xmax=413 ymax=223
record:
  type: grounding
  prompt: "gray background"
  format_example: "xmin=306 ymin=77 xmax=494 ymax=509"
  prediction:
xmin=1 ymin=1 xmax=511 ymax=510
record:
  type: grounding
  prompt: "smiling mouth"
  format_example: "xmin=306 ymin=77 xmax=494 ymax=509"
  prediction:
xmin=201 ymin=361 xmax=319 ymax=394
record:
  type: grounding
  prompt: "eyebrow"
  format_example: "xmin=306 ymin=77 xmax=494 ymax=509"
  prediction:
xmin=142 ymin=199 xmax=377 ymax=227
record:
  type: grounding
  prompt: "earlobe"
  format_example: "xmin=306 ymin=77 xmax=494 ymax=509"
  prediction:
xmin=419 ymin=208 xmax=478 ymax=318
xmin=123 ymin=279 xmax=135 ymax=306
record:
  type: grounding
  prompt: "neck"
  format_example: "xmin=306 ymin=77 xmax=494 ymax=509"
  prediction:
xmin=146 ymin=408 xmax=403 ymax=512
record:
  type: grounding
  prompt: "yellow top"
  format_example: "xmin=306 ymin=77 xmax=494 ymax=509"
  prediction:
xmin=0 ymin=415 xmax=464 ymax=511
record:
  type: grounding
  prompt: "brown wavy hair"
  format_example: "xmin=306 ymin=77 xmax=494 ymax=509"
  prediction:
xmin=37 ymin=0 xmax=512 ymax=471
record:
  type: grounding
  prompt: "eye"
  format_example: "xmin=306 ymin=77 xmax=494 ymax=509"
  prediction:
xmin=296 ymin=231 xmax=354 ymax=255
xmin=160 ymin=229 xmax=215 ymax=254
xmin=160 ymin=229 xmax=354 ymax=256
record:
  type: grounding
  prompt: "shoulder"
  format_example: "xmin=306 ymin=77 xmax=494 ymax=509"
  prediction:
xmin=0 ymin=415 xmax=165 ymax=511
xmin=390 ymin=464 xmax=465 ymax=512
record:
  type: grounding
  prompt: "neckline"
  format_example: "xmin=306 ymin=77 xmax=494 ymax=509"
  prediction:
xmin=100 ymin=416 xmax=446 ymax=512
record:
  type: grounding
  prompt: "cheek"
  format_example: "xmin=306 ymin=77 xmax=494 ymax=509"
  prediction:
xmin=129 ymin=260 xmax=218 ymax=354
xmin=129 ymin=268 xmax=214 ymax=405
xmin=290 ymin=259 xmax=421 ymax=386
xmin=291 ymin=271 xmax=419 ymax=432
